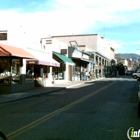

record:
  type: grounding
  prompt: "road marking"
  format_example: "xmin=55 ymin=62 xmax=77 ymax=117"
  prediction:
xmin=7 ymin=82 xmax=116 ymax=140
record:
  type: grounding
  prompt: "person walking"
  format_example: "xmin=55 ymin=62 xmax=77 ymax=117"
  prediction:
xmin=85 ymin=71 xmax=89 ymax=80
xmin=116 ymin=70 xmax=119 ymax=78
xmin=89 ymin=69 xmax=93 ymax=80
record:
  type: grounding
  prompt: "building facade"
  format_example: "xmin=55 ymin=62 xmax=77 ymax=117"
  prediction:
xmin=41 ymin=34 xmax=115 ymax=80
xmin=0 ymin=33 xmax=116 ymax=93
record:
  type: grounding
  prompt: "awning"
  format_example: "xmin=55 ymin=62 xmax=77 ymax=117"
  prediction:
xmin=27 ymin=58 xmax=60 ymax=67
xmin=26 ymin=48 xmax=60 ymax=67
xmin=53 ymin=52 xmax=75 ymax=66
xmin=0 ymin=44 xmax=35 ymax=59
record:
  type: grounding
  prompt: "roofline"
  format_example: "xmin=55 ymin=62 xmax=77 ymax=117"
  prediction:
xmin=52 ymin=34 xmax=98 ymax=38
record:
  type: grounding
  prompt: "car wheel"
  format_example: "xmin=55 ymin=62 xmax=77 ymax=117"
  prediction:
xmin=133 ymin=75 xmax=137 ymax=79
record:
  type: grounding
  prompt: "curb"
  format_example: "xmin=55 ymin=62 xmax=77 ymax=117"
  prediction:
xmin=0 ymin=77 xmax=105 ymax=104
xmin=0 ymin=87 xmax=66 ymax=105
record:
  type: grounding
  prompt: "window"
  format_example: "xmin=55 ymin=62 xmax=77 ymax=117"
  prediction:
xmin=11 ymin=59 xmax=21 ymax=84
xmin=26 ymin=64 xmax=34 ymax=81
xmin=0 ymin=58 xmax=11 ymax=85
xmin=54 ymin=63 xmax=65 ymax=80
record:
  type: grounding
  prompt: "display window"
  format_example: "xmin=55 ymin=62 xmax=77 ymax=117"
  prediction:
xmin=26 ymin=64 xmax=34 ymax=81
xmin=11 ymin=59 xmax=21 ymax=84
xmin=54 ymin=63 xmax=65 ymax=80
xmin=0 ymin=58 xmax=11 ymax=85
xmin=0 ymin=58 xmax=21 ymax=85
xmin=34 ymin=65 xmax=48 ymax=82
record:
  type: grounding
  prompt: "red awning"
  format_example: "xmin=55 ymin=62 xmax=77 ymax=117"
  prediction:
xmin=0 ymin=44 xmax=35 ymax=59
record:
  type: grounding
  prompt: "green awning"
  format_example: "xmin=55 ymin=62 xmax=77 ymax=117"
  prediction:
xmin=53 ymin=52 xmax=75 ymax=66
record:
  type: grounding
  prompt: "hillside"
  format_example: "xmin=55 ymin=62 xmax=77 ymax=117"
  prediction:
xmin=115 ymin=53 xmax=140 ymax=61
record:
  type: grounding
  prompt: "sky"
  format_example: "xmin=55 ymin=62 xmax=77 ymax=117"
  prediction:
xmin=0 ymin=0 xmax=140 ymax=54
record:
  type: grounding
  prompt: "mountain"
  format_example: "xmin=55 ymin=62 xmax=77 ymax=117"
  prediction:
xmin=115 ymin=53 xmax=140 ymax=61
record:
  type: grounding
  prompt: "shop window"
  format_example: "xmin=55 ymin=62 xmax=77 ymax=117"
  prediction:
xmin=11 ymin=59 xmax=21 ymax=84
xmin=0 ymin=58 xmax=11 ymax=85
xmin=54 ymin=63 xmax=65 ymax=80
xmin=26 ymin=64 xmax=34 ymax=81
xmin=0 ymin=58 xmax=21 ymax=85
xmin=34 ymin=65 xmax=48 ymax=82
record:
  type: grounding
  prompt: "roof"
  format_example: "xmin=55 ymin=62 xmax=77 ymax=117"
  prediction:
xmin=52 ymin=34 xmax=98 ymax=38
xmin=53 ymin=52 xmax=75 ymax=66
xmin=0 ymin=44 xmax=35 ymax=59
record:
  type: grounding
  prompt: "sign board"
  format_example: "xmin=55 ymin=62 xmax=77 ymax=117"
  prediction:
xmin=0 ymin=33 xmax=7 ymax=40
xmin=46 ymin=40 xmax=52 ymax=44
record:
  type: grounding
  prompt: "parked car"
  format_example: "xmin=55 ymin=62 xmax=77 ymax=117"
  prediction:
xmin=132 ymin=71 xmax=140 ymax=79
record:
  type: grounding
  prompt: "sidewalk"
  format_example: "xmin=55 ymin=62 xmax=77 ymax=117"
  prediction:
xmin=0 ymin=78 xmax=105 ymax=104
xmin=0 ymin=81 xmax=85 ymax=104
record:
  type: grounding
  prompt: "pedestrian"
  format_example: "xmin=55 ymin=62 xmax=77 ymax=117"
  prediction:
xmin=85 ymin=71 xmax=89 ymax=80
xmin=89 ymin=69 xmax=93 ymax=80
xmin=82 ymin=69 xmax=86 ymax=81
xmin=116 ymin=71 xmax=119 ymax=78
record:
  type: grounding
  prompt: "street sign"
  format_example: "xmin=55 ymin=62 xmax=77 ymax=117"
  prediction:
xmin=0 ymin=33 xmax=7 ymax=40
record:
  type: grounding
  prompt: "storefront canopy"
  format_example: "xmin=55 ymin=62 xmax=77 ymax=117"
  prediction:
xmin=26 ymin=48 xmax=60 ymax=67
xmin=27 ymin=58 xmax=60 ymax=67
xmin=0 ymin=44 xmax=35 ymax=59
xmin=53 ymin=52 xmax=75 ymax=66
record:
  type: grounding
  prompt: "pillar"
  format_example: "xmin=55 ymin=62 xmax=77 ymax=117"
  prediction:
xmin=20 ymin=59 xmax=26 ymax=84
xmin=48 ymin=66 xmax=52 ymax=84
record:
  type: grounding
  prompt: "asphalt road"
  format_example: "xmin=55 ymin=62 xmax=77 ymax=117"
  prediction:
xmin=0 ymin=76 xmax=139 ymax=140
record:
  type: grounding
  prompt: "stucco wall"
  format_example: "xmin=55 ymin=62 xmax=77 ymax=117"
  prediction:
xmin=52 ymin=34 xmax=115 ymax=60
xmin=110 ymin=47 xmax=115 ymax=59
xmin=52 ymin=34 xmax=98 ymax=51
xmin=97 ymin=36 xmax=111 ymax=59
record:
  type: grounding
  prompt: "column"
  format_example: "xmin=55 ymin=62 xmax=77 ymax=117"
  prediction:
xmin=101 ymin=58 xmax=105 ymax=77
xmin=93 ymin=54 xmax=96 ymax=79
xmin=97 ymin=56 xmax=100 ymax=78
xmin=20 ymin=59 xmax=26 ymax=84
xmin=64 ymin=64 xmax=68 ymax=81
xmin=47 ymin=66 xmax=52 ymax=85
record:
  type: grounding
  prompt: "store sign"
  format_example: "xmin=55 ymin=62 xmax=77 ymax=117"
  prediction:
xmin=0 ymin=33 xmax=7 ymax=40
xmin=27 ymin=61 xmax=35 ymax=64
xmin=46 ymin=40 xmax=52 ymax=44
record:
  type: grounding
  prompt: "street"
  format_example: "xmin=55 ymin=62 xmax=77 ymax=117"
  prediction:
xmin=0 ymin=76 xmax=140 ymax=140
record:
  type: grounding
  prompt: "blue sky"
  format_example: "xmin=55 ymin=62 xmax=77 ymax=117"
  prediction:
xmin=0 ymin=0 xmax=140 ymax=54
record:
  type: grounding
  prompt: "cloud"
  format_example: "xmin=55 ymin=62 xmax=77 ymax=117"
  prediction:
xmin=1 ymin=0 xmax=140 ymax=32
xmin=109 ymin=41 xmax=123 ymax=49
xmin=131 ymin=41 xmax=140 ymax=45
xmin=1 ymin=0 xmax=140 ymax=50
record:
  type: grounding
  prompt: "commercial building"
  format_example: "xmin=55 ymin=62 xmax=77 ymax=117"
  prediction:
xmin=0 ymin=33 xmax=115 ymax=93
xmin=41 ymin=34 xmax=115 ymax=81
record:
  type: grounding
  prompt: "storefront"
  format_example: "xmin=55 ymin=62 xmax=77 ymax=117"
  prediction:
xmin=0 ymin=44 xmax=35 ymax=93
xmin=26 ymin=48 xmax=60 ymax=87
xmin=53 ymin=52 xmax=75 ymax=83
xmin=68 ymin=46 xmax=94 ymax=81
